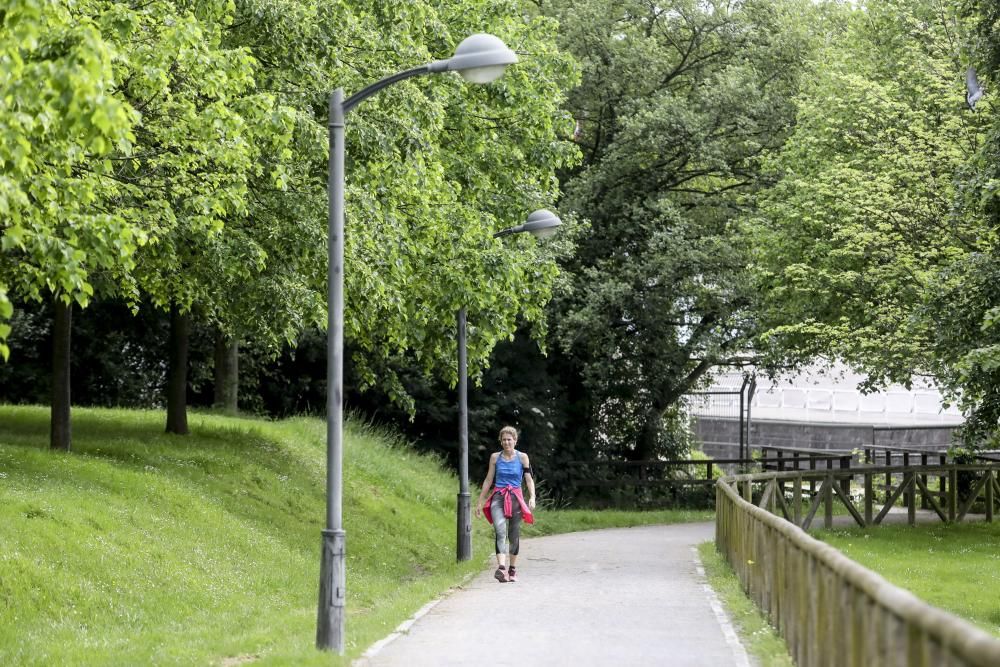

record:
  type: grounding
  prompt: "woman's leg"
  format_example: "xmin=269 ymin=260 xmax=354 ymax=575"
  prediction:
xmin=507 ymin=502 xmax=523 ymax=569
xmin=489 ymin=494 xmax=508 ymax=567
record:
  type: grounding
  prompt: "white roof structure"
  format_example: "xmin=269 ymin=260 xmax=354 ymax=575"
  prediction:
xmin=694 ymin=362 xmax=964 ymax=426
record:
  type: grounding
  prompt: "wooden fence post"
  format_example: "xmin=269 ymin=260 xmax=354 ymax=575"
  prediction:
xmin=903 ymin=452 xmax=911 ymax=508
xmin=825 ymin=474 xmax=834 ymax=529
xmin=920 ymin=453 xmax=929 ymax=510
xmin=794 ymin=476 xmax=802 ymax=526
xmin=864 ymin=472 xmax=873 ymax=526
xmin=939 ymin=454 xmax=948 ymax=512
xmin=840 ymin=455 xmax=851 ymax=497
xmin=907 ymin=470 xmax=916 ymax=526
xmin=948 ymin=468 xmax=958 ymax=523
xmin=778 ymin=451 xmax=786 ymax=498
xmin=810 ymin=457 xmax=817 ymax=498
xmin=987 ymin=470 xmax=994 ymax=524
xmin=885 ymin=450 xmax=892 ymax=503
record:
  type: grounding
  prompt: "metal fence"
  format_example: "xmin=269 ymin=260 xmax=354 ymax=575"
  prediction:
xmin=686 ymin=374 xmax=756 ymax=462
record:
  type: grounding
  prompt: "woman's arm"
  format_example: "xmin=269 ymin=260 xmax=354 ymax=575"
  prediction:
xmin=521 ymin=452 xmax=536 ymax=510
xmin=474 ymin=453 xmax=498 ymax=517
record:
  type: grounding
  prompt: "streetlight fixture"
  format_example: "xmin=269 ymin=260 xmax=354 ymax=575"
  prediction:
xmin=456 ymin=209 xmax=562 ymax=561
xmin=318 ymin=33 xmax=518 ymax=654
xmin=491 ymin=208 xmax=563 ymax=239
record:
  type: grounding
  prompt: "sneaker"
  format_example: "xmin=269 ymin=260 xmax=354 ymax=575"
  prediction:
xmin=507 ymin=569 xmax=518 ymax=582
xmin=494 ymin=567 xmax=508 ymax=583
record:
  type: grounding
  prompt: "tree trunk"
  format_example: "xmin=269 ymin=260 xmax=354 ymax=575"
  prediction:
xmin=50 ymin=297 xmax=72 ymax=451
xmin=166 ymin=304 xmax=190 ymax=435
xmin=633 ymin=358 xmax=717 ymax=460
xmin=634 ymin=411 xmax=661 ymax=462
xmin=213 ymin=331 xmax=239 ymax=414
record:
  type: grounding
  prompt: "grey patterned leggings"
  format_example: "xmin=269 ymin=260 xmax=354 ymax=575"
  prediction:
xmin=489 ymin=492 xmax=522 ymax=556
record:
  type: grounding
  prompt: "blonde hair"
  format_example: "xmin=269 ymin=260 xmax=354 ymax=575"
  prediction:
xmin=498 ymin=426 xmax=518 ymax=442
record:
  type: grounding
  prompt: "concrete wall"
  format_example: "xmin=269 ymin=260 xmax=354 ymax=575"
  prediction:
xmin=693 ymin=417 xmax=959 ymax=459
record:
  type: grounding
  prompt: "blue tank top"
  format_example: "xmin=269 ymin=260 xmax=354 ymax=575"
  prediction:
xmin=494 ymin=452 xmax=524 ymax=488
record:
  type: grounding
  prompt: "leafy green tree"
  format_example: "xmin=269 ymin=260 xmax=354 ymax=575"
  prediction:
xmin=921 ymin=254 xmax=1000 ymax=444
xmin=4 ymin=0 xmax=296 ymax=441
xmin=325 ymin=1 xmax=580 ymax=410
xmin=3 ymin=0 xmax=580 ymax=444
xmin=201 ymin=0 xmax=363 ymax=415
xmin=924 ymin=0 xmax=1000 ymax=444
xmin=159 ymin=0 xmax=580 ymax=423
xmin=0 ymin=0 xmax=139 ymax=310
xmin=95 ymin=0 xmax=299 ymax=433
xmin=1 ymin=0 xmax=140 ymax=449
xmin=750 ymin=0 xmax=989 ymax=403
xmin=541 ymin=0 xmax=813 ymax=460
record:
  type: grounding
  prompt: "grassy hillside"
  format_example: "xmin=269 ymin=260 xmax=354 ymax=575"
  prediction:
xmin=0 ymin=406 xmax=712 ymax=665
xmin=0 ymin=405 xmax=500 ymax=666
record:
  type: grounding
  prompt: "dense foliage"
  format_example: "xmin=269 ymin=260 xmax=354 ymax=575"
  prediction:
xmin=751 ymin=0 xmax=1000 ymax=446
xmin=0 ymin=0 xmax=579 ymax=437
xmin=538 ymin=0 xmax=814 ymax=460
xmin=939 ymin=0 xmax=1000 ymax=444
xmin=751 ymin=0 xmax=986 ymax=381
xmin=0 ymin=0 xmax=139 ymax=359
xmin=7 ymin=0 xmax=1000 ymax=474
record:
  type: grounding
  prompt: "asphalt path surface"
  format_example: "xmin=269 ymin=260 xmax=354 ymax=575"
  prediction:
xmin=356 ymin=522 xmax=751 ymax=667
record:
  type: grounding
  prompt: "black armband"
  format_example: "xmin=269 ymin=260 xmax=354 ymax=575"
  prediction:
xmin=523 ymin=466 xmax=532 ymax=475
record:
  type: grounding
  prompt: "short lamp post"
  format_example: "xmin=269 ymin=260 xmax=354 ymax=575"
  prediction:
xmin=456 ymin=209 xmax=562 ymax=561
xmin=319 ymin=34 xmax=518 ymax=653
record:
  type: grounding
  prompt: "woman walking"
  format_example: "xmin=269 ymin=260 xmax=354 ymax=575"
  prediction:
xmin=475 ymin=426 xmax=536 ymax=582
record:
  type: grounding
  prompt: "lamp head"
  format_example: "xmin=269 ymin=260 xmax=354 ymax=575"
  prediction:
xmin=447 ymin=33 xmax=518 ymax=84
xmin=522 ymin=209 xmax=562 ymax=239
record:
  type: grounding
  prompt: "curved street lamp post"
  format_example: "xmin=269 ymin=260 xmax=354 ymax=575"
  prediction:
xmin=319 ymin=34 xmax=518 ymax=653
xmin=457 ymin=209 xmax=562 ymax=561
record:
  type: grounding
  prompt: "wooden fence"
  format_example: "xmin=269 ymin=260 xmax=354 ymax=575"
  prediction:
xmin=569 ymin=454 xmax=850 ymax=503
xmin=742 ymin=448 xmax=1000 ymax=529
xmin=716 ymin=464 xmax=1000 ymax=666
xmin=568 ymin=450 xmax=999 ymax=517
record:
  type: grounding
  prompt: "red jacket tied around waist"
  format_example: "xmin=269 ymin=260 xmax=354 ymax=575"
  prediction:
xmin=484 ymin=485 xmax=534 ymax=525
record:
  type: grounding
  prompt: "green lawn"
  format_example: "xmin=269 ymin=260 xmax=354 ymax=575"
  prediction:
xmin=0 ymin=405 xmax=709 ymax=665
xmin=818 ymin=522 xmax=1000 ymax=638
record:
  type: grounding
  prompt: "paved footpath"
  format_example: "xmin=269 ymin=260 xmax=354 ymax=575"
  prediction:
xmin=355 ymin=522 xmax=751 ymax=667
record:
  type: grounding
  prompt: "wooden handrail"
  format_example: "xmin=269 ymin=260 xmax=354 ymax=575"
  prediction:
xmin=570 ymin=455 xmax=849 ymax=468
xmin=729 ymin=462 xmax=1000 ymax=483
xmin=760 ymin=444 xmax=856 ymax=455
xmin=715 ymin=464 xmax=1000 ymax=666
